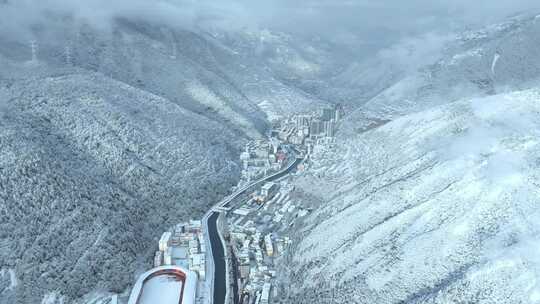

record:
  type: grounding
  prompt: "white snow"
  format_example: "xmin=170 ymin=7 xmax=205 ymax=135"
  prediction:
xmin=447 ymin=48 xmax=483 ymax=66
xmin=285 ymin=57 xmax=321 ymax=75
xmin=257 ymin=99 xmax=283 ymax=122
xmin=80 ymin=292 xmax=119 ymax=304
xmin=186 ymin=81 xmax=259 ymax=138
xmin=491 ymin=52 xmax=501 ymax=74
xmin=8 ymin=269 xmax=17 ymax=289
xmin=531 ymin=290 xmax=540 ymax=303
xmin=0 ymin=268 xmax=17 ymax=290
xmin=290 ymin=89 xmax=540 ymax=303
xmin=41 ymin=292 xmax=64 ymax=304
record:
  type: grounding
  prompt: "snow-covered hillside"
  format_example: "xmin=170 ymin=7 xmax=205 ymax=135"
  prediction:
xmin=283 ymin=89 xmax=540 ymax=303
xmin=208 ymin=28 xmax=357 ymax=111
xmin=0 ymin=20 xmax=328 ymax=128
xmin=0 ymin=66 xmax=244 ymax=303
xmin=343 ymin=14 xmax=540 ymax=135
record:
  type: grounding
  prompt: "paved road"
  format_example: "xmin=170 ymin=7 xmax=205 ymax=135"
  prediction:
xmin=207 ymin=212 xmax=226 ymax=304
xmin=206 ymin=152 xmax=304 ymax=304
xmin=223 ymin=156 xmax=304 ymax=208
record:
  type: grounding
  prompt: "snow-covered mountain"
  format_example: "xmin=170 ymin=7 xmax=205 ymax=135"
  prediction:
xmin=284 ymin=88 xmax=540 ymax=304
xmin=279 ymin=14 xmax=540 ymax=304
xmin=343 ymin=13 xmax=540 ymax=134
xmin=0 ymin=69 xmax=243 ymax=303
xmin=0 ymin=20 xmax=330 ymax=128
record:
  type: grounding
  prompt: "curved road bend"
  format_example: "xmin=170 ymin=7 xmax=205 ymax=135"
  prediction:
xmin=223 ymin=156 xmax=304 ymax=208
xmin=208 ymin=154 xmax=304 ymax=304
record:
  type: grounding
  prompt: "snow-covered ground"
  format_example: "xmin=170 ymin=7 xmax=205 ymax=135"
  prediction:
xmin=284 ymin=89 xmax=540 ymax=303
xmin=41 ymin=292 xmax=65 ymax=304
xmin=0 ymin=268 xmax=18 ymax=291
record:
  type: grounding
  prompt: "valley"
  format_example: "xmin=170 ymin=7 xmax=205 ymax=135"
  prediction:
xmin=2 ymin=3 xmax=540 ymax=304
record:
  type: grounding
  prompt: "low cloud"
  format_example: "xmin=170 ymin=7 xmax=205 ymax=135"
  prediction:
xmin=1 ymin=0 xmax=539 ymax=52
xmin=377 ymin=32 xmax=456 ymax=72
xmin=0 ymin=0 xmax=257 ymax=40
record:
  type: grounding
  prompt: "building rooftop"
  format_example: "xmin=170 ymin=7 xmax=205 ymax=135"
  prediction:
xmin=137 ymin=273 xmax=183 ymax=304
xmin=128 ymin=266 xmax=197 ymax=304
xmin=261 ymin=182 xmax=276 ymax=191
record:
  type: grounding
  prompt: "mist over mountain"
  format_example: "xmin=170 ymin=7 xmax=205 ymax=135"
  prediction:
xmin=342 ymin=13 xmax=540 ymax=134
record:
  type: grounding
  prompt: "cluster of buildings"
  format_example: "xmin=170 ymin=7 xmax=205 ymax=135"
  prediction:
xmin=154 ymin=220 xmax=206 ymax=281
xmin=129 ymin=104 xmax=341 ymax=304
xmin=275 ymin=104 xmax=343 ymax=147
xmin=128 ymin=104 xmax=343 ymax=304
xmin=227 ymin=218 xmax=292 ymax=304
xmin=224 ymin=179 xmax=309 ymax=304
xmin=240 ymin=139 xmax=288 ymax=181
xmin=128 ymin=221 xmax=204 ymax=304
xmin=239 ymin=104 xmax=344 ymax=183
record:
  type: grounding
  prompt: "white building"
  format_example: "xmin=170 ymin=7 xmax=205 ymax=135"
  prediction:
xmin=269 ymin=138 xmax=280 ymax=154
xmin=257 ymin=183 xmax=278 ymax=203
xmin=261 ymin=282 xmax=271 ymax=304
xmin=319 ymin=107 xmax=336 ymax=122
xmin=233 ymin=208 xmax=251 ymax=217
xmin=238 ymin=251 xmax=251 ymax=278
xmin=159 ymin=232 xmax=172 ymax=252
xmin=264 ymin=234 xmax=274 ymax=257
xmin=163 ymin=247 xmax=173 ymax=265
xmin=324 ymin=120 xmax=336 ymax=137
xmin=153 ymin=251 xmax=163 ymax=267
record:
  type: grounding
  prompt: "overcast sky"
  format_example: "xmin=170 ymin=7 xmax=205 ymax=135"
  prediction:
xmin=1 ymin=0 xmax=540 ymax=47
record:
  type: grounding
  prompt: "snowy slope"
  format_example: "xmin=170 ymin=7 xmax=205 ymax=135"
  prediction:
xmin=0 ymin=22 xmax=266 ymax=138
xmin=204 ymin=28 xmax=333 ymax=119
xmin=283 ymin=89 xmax=540 ymax=303
xmin=0 ymin=20 xmax=328 ymax=129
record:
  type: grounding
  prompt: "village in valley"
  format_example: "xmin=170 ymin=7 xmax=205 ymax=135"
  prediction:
xmin=145 ymin=104 xmax=343 ymax=304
